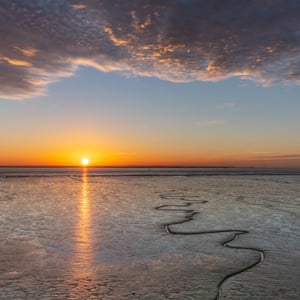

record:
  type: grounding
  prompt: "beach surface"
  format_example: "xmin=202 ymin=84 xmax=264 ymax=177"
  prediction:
xmin=0 ymin=168 xmax=299 ymax=299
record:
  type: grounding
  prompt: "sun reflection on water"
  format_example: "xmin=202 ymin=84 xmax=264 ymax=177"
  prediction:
xmin=73 ymin=168 xmax=94 ymax=277
xmin=68 ymin=168 xmax=99 ymax=298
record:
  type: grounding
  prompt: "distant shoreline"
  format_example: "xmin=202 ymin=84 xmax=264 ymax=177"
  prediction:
xmin=1 ymin=166 xmax=300 ymax=178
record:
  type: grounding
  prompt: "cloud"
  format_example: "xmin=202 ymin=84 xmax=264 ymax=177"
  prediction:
xmin=196 ymin=119 xmax=226 ymax=126
xmin=256 ymin=154 xmax=300 ymax=159
xmin=1 ymin=0 xmax=300 ymax=99
xmin=216 ymin=102 xmax=236 ymax=109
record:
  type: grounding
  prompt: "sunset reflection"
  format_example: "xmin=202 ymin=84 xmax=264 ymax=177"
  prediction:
xmin=73 ymin=168 xmax=94 ymax=277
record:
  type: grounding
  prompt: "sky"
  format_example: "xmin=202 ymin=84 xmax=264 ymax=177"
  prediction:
xmin=1 ymin=0 xmax=300 ymax=167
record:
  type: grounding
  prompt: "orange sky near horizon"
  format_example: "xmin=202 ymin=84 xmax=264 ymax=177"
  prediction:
xmin=1 ymin=98 xmax=300 ymax=168
xmin=1 ymin=145 xmax=300 ymax=168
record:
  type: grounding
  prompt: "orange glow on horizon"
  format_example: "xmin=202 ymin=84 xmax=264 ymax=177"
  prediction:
xmin=0 ymin=147 xmax=300 ymax=168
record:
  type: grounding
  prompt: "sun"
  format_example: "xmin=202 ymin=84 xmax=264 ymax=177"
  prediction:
xmin=81 ymin=157 xmax=89 ymax=166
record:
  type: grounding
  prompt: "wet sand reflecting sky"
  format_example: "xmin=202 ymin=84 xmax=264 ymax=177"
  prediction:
xmin=0 ymin=173 xmax=299 ymax=299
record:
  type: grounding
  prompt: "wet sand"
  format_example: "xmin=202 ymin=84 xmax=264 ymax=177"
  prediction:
xmin=0 ymin=174 xmax=299 ymax=299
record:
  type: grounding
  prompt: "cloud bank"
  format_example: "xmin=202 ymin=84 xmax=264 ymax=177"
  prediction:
xmin=1 ymin=0 xmax=300 ymax=99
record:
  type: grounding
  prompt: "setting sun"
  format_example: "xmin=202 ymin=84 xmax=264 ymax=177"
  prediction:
xmin=81 ymin=157 xmax=89 ymax=166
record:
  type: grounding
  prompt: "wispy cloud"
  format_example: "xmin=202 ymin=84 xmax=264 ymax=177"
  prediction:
xmin=216 ymin=102 xmax=236 ymax=109
xmin=1 ymin=1 xmax=300 ymax=99
xmin=196 ymin=119 xmax=226 ymax=126
xmin=256 ymin=154 xmax=300 ymax=159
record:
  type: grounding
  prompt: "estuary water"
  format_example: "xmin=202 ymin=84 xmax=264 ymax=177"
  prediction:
xmin=0 ymin=168 xmax=299 ymax=299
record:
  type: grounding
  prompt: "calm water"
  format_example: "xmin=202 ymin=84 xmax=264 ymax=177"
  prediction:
xmin=0 ymin=168 xmax=299 ymax=299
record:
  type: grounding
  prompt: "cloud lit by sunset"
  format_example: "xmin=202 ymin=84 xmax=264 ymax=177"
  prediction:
xmin=1 ymin=1 xmax=300 ymax=100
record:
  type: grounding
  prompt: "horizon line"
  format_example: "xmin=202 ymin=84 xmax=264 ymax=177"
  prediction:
xmin=1 ymin=165 xmax=299 ymax=169
xmin=0 ymin=165 xmax=237 ymax=168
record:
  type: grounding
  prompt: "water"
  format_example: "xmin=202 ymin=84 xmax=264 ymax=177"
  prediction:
xmin=0 ymin=168 xmax=299 ymax=299
xmin=1 ymin=167 xmax=300 ymax=177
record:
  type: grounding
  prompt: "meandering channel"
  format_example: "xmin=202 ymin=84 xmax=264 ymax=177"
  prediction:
xmin=155 ymin=193 xmax=265 ymax=300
